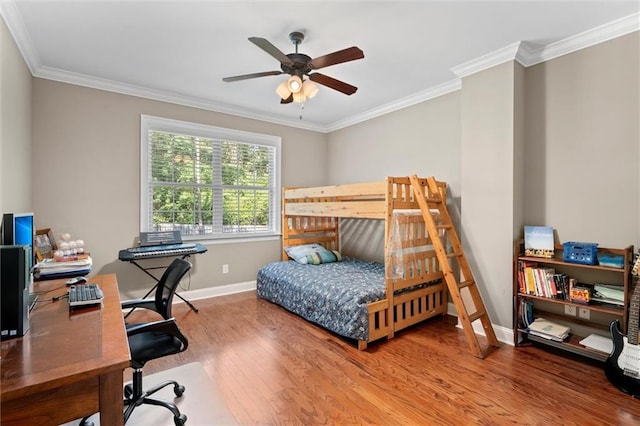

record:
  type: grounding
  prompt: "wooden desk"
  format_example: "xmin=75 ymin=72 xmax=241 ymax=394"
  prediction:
xmin=1 ymin=274 xmax=130 ymax=425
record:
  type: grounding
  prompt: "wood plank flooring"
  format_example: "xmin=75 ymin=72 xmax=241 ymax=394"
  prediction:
xmin=127 ymin=291 xmax=640 ymax=425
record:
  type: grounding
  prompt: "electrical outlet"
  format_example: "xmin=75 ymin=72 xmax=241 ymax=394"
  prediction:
xmin=579 ymin=307 xmax=590 ymax=320
xmin=222 ymin=264 xmax=229 ymax=274
xmin=564 ymin=305 xmax=577 ymax=316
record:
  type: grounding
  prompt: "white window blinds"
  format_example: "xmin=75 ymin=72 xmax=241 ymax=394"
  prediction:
xmin=140 ymin=115 xmax=281 ymax=240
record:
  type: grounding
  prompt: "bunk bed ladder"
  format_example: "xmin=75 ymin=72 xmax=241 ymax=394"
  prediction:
xmin=409 ymin=174 xmax=499 ymax=358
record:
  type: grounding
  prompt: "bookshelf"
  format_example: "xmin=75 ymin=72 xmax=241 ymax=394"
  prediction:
xmin=513 ymin=239 xmax=634 ymax=362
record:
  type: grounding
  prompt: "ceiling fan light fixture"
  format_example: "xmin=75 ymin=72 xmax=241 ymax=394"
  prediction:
xmin=276 ymin=81 xmax=291 ymax=99
xmin=223 ymin=32 xmax=364 ymax=106
xmin=287 ymin=75 xmax=302 ymax=93
xmin=302 ymin=80 xmax=319 ymax=99
xmin=292 ymin=91 xmax=307 ymax=103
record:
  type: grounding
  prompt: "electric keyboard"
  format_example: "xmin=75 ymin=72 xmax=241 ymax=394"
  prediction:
xmin=68 ymin=283 xmax=103 ymax=307
xmin=118 ymin=243 xmax=207 ymax=261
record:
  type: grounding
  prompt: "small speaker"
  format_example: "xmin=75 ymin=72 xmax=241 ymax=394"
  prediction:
xmin=1 ymin=245 xmax=31 ymax=339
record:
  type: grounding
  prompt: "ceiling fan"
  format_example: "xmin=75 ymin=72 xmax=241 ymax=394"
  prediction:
xmin=222 ymin=31 xmax=364 ymax=104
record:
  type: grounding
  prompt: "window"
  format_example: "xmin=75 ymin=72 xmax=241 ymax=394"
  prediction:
xmin=140 ymin=115 xmax=281 ymax=242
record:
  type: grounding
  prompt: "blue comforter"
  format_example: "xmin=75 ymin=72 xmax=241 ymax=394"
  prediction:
xmin=256 ymin=257 xmax=385 ymax=341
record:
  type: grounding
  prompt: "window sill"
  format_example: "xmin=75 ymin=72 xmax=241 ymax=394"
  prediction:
xmin=184 ymin=234 xmax=281 ymax=246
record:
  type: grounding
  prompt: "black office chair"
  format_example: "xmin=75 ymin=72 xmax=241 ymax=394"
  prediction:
xmin=82 ymin=258 xmax=192 ymax=426
xmin=122 ymin=257 xmax=192 ymax=320
xmin=121 ymin=258 xmax=192 ymax=425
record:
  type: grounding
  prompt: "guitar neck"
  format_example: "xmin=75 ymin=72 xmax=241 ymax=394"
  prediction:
xmin=629 ymin=277 xmax=640 ymax=345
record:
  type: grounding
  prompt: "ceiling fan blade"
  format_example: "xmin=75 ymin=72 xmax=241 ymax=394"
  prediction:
xmin=309 ymin=73 xmax=358 ymax=95
xmin=222 ymin=70 xmax=283 ymax=82
xmin=280 ymin=94 xmax=293 ymax=104
xmin=309 ymin=46 xmax=364 ymax=70
xmin=249 ymin=37 xmax=294 ymax=66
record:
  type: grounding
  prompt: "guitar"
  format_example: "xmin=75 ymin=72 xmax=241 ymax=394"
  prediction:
xmin=605 ymin=253 xmax=640 ymax=397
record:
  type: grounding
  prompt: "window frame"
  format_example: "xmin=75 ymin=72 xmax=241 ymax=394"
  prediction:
xmin=140 ymin=115 xmax=281 ymax=243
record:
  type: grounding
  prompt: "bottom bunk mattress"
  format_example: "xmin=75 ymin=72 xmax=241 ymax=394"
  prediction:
xmin=256 ymin=257 xmax=385 ymax=341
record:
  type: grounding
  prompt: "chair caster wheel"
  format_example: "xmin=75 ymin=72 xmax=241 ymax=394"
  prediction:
xmin=174 ymin=384 xmax=185 ymax=397
xmin=124 ymin=384 xmax=133 ymax=399
xmin=174 ymin=413 xmax=187 ymax=425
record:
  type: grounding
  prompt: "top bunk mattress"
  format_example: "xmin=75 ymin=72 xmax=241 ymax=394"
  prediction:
xmin=256 ymin=257 xmax=385 ymax=341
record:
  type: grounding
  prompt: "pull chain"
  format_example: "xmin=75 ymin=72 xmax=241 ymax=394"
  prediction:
xmin=299 ymin=102 xmax=305 ymax=120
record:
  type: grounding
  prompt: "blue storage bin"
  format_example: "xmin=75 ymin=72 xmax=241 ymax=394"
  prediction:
xmin=563 ymin=242 xmax=598 ymax=265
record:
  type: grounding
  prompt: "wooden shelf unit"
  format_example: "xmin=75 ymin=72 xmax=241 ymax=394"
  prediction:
xmin=513 ymin=239 xmax=633 ymax=362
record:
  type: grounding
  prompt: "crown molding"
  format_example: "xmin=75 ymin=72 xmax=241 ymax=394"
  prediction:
xmin=452 ymin=12 xmax=639 ymax=76
xmin=325 ymin=79 xmax=461 ymax=132
xmin=523 ymin=12 xmax=640 ymax=67
xmin=451 ymin=41 xmax=524 ymax=78
xmin=0 ymin=0 xmax=40 ymax=74
xmin=35 ymin=66 xmax=327 ymax=132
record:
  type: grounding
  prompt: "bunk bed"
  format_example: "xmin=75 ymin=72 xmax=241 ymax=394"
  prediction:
xmin=256 ymin=176 xmax=449 ymax=349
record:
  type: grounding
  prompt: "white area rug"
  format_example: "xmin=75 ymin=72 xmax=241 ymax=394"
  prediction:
xmin=64 ymin=362 xmax=237 ymax=426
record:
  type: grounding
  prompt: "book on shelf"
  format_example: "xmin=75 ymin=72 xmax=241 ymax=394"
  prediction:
xmin=579 ymin=334 xmax=613 ymax=354
xmin=553 ymin=273 xmax=570 ymax=300
xmin=519 ymin=262 xmax=538 ymax=295
xmin=517 ymin=260 xmax=570 ymax=300
xmin=518 ymin=299 xmax=534 ymax=329
xmin=592 ymin=284 xmax=624 ymax=306
xmin=528 ymin=318 xmax=570 ymax=341
xmin=524 ymin=226 xmax=554 ymax=258
xmin=537 ymin=267 xmax=556 ymax=297
xmin=517 ymin=260 xmax=536 ymax=294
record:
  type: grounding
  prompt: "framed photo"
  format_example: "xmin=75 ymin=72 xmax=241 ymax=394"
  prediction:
xmin=34 ymin=228 xmax=57 ymax=261
xmin=524 ymin=226 xmax=554 ymax=258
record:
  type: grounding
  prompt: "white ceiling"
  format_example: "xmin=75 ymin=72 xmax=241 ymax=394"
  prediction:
xmin=2 ymin=1 xmax=639 ymax=132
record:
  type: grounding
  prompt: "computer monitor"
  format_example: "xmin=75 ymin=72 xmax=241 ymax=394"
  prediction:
xmin=1 ymin=212 xmax=35 ymax=271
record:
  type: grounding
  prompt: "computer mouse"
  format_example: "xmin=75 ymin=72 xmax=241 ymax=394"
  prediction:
xmin=66 ymin=276 xmax=87 ymax=286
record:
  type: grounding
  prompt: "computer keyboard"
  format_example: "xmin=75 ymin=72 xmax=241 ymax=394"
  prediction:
xmin=68 ymin=283 xmax=104 ymax=307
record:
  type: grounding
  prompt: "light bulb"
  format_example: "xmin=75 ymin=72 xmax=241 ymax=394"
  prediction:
xmin=287 ymin=75 xmax=302 ymax=93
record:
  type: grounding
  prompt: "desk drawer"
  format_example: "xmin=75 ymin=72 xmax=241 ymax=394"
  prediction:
xmin=1 ymin=377 xmax=99 ymax=425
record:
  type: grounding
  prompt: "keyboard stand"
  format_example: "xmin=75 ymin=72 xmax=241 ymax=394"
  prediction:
xmin=121 ymin=251 xmax=203 ymax=318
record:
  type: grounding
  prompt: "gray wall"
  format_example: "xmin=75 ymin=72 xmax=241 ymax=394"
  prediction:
xmin=460 ymin=61 xmax=519 ymax=328
xmin=31 ymin=79 xmax=328 ymax=298
xmin=524 ymin=32 xmax=639 ymax=247
xmin=327 ymin=92 xmax=462 ymax=262
xmin=1 ymin=16 xmax=31 ymax=215
xmin=327 ymin=32 xmax=639 ymax=329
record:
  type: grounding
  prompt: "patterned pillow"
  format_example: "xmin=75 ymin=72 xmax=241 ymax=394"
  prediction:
xmin=284 ymin=243 xmax=342 ymax=265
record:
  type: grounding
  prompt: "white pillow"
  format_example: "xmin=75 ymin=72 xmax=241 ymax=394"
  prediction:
xmin=284 ymin=244 xmax=342 ymax=265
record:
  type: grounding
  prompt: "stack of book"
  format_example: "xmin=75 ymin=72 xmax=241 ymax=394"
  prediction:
xmin=33 ymin=256 xmax=92 ymax=279
xmin=517 ymin=260 xmax=574 ymax=300
xmin=592 ymin=284 xmax=624 ymax=306
xmin=528 ymin=318 xmax=570 ymax=342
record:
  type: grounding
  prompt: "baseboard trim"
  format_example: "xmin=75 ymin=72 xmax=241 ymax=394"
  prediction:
xmin=174 ymin=280 xmax=257 ymax=303
xmin=450 ymin=302 xmax=514 ymax=346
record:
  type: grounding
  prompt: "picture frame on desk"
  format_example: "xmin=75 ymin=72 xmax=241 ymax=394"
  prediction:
xmin=34 ymin=228 xmax=57 ymax=261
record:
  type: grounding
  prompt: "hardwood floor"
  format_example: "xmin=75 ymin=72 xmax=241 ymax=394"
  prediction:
xmin=127 ymin=291 xmax=640 ymax=425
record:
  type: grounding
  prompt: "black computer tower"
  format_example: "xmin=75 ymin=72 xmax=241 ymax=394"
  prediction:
xmin=1 ymin=245 xmax=31 ymax=339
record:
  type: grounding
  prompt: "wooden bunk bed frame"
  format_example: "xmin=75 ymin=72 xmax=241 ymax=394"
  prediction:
xmin=282 ymin=176 xmax=449 ymax=349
